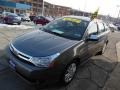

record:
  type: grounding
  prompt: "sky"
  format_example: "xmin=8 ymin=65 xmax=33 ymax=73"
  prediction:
xmin=44 ymin=0 xmax=120 ymax=18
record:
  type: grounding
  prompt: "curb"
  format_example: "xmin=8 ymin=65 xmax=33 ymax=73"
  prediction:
xmin=116 ymin=42 xmax=120 ymax=61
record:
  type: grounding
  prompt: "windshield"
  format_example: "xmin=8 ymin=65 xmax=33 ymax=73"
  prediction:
xmin=42 ymin=17 xmax=89 ymax=40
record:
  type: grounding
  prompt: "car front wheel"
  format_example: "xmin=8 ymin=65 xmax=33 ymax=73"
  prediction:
xmin=62 ymin=62 xmax=77 ymax=84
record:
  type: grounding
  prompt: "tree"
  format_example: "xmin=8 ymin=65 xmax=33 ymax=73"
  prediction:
xmin=91 ymin=8 xmax=99 ymax=20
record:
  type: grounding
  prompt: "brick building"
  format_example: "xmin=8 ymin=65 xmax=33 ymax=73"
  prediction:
xmin=44 ymin=2 xmax=71 ymax=17
xmin=16 ymin=0 xmax=71 ymax=16
xmin=30 ymin=0 xmax=43 ymax=15
xmin=0 ymin=0 xmax=71 ymax=16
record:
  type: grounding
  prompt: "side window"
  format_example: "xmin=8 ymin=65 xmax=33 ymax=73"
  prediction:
xmin=38 ymin=16 xmax=44 ymax=19
xmin=41 ymin=16 xmax=45 ymax=20
xmin=88 ymin=22 xmax=98 ymax=35
xmin=98 ymin=22 xmax=105 ymax=33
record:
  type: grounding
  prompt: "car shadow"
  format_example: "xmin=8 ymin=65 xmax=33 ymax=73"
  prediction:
xmin=28 ymin=54 xmax=118 ymax=90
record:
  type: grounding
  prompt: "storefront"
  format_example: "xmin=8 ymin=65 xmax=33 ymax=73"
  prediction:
xmin=0 ymin=0 xmax=31 ymax=14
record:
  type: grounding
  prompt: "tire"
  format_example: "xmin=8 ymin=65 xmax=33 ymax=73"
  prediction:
xmin=3 ymin=20 xmax=6 ymax=24
xmin=61 ymin=62 xmax=77 ymax=84
xmin=18 ymin=22 xmax=21 ymax=25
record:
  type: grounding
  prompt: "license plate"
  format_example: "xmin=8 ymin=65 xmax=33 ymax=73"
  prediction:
xmin=9 ymin=60 xmax=16 ymax=70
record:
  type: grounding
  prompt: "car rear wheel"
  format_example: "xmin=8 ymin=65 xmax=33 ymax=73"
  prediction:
xmin=3 ymin=20 xmax=6 ymax=24
xmin=62 ymin=62 xmax=77 ymax=84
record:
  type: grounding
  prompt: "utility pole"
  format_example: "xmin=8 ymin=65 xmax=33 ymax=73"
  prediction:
xmin=116 ymin=5 xmax=120 ymax=22
xmin=83 ymin=0 xmax=87 ymax=16
xmin=42 ymin=0 xmax=44 ymax=16
xmin=117 ymin=10 xmax=120 ymax=22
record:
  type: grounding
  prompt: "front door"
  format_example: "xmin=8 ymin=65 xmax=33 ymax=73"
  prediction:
xmin=86 ymin=21 xmax=100 ymax=56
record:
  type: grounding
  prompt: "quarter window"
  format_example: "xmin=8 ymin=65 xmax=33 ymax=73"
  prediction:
xmin=98 ymin=22 xmax=105 ymax=33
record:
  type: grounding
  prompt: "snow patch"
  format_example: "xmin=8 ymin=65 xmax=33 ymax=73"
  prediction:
xmin=0 ymin=24 xmax=33 ymax=29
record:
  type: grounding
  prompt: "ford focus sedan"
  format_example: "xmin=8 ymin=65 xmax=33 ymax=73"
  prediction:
xmin=6 ymin=16 xmax=109 ymax=84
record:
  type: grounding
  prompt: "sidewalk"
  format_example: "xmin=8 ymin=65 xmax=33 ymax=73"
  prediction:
xmin=0 ymin=29 xmax=120 ymax=90
xmin=103 ymin=42 xmax=120 ymax=90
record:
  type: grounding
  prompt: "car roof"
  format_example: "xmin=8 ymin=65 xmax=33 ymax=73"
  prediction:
xmin=63 ymin=15 xmax=91 ymax=22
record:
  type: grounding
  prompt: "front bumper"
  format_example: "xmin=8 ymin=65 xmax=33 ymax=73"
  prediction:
xmin=6 ymin=46 xmax=63 ymax=82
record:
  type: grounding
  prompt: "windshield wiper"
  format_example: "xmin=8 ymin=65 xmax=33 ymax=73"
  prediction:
xmin=42 ymin=28 xmax=62 ymax=36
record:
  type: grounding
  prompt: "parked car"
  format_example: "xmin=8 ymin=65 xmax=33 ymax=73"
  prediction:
xmin=117 ymin=26 xmax=120 ymax=30
xmin=0 ymin=11 xmax=3 ymax=22
xmin=109 ymin=23 xmax=118 ymax=32
xmin=46 ymin=16 xmax=54 ymax=21
xmin=33 ymin=16 xmax=50 ymax=25
xmin=0 ymin=11 xmax=2 ymax=17
xmin=3 ymin=13 xmax=21 ymax=25
xmin=6 ymin=16 xmax=109 ymax=84
xmin=2 ymin=12 xmax=11 ymax=17
xmin=18 ymin=14 xmax=30 ymax=22
xmin=114 ymin=23 xmax=120 ymax=30
xmin=29 ymin=15 xmax=36 ymax=21
xmin=0 ymin=12 xmax=11 ymax=22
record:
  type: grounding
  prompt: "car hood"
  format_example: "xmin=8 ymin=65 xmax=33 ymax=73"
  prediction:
xmin=12 ymin=30 xmax=78 ymax=57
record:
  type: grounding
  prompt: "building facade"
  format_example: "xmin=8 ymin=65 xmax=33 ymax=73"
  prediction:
xmin=15 ymin=0 xmax=43 ymax=15
xmin=0 ymin=0 xmax=31 ymax=14
xmin=0 ymin=0 xmax=71 ymax=16
xmin=44 ymin=2 xmax=71 ymax=17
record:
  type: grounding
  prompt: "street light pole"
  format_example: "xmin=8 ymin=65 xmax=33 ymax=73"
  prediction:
xmin=42 ymin=0 xmax=44 ymax=16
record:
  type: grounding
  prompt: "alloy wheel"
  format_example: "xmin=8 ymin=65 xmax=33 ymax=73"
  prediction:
xmin=64 ymin=63 xmax=77 ymax=83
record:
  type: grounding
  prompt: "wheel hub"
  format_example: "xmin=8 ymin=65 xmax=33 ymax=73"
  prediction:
xmin=64 ymin=63 xmax=76 ymax=83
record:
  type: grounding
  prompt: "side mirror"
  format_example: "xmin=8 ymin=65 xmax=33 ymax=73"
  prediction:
xmin=87 ymin=35 xmax=99 ymax=41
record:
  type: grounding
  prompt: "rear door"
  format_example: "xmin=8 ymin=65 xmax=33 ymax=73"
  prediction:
xmin=97 ymin=22 xmax=109 ymax=49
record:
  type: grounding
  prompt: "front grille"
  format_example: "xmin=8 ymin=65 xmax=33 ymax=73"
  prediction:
xmin=10 ymin=43 xmax=31 ymax=62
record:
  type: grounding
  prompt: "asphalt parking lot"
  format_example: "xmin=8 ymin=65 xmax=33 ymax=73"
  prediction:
xmin=0 ymin=23 xmax=120 ymax=90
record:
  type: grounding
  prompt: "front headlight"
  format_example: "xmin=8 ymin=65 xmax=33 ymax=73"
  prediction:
xmin=30 ymin=53 xmax=60 ymax=67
